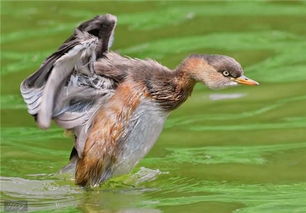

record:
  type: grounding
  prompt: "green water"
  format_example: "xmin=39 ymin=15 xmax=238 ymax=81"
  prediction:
xmin=1 ymin=1 xmax=306 ymax=212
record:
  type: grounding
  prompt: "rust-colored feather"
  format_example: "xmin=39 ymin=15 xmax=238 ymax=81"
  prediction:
xmin=75 ymin=81 xmax=145 ymax=186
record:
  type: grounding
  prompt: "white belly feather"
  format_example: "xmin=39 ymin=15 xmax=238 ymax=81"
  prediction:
xmin=112 ymin=99 xmax=168 ymax=176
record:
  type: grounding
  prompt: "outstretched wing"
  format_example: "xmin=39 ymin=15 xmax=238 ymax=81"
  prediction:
xmin=21 ymin=30 xmax=101 ymax=128
xmin=63 ymin=14 xmax=117 ymax=58
xmin=20 ymin=14 xmax=118 ymax=157
xmin=21 ymin=14 xmax=117 ymax=93
xmin=20 ymin=14 xmax=117 ymax=126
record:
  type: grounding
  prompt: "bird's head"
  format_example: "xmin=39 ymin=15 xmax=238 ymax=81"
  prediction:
xmin=180 ymin=54 xmax=259 ymax=89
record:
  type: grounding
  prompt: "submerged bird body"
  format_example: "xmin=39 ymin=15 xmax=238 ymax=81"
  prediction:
xmin=20 ymin=14 xmax=259 ymax=187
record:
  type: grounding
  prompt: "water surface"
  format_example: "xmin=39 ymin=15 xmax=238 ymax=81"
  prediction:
xmin=1 ymin=1 xmax=306 ymax=212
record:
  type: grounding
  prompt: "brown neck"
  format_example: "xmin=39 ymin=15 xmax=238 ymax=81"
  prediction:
xmin=173 ymin=67 xmax=196 ymax=98
xmin=142 ymin=62 xmax=196 ymax=111
xmin=177 ymin=55 xmax=213 ymax=82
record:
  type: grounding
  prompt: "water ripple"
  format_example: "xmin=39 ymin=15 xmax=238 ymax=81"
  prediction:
xmin=144 ymin=142 xmax=306 ymax=165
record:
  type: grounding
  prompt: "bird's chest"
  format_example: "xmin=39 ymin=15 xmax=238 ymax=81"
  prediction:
xmin=112 ymin=99 xmax=168 ymax=176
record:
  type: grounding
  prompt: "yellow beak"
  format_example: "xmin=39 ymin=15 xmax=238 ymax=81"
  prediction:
xmin=233 ymin=75 xmax=260 ymax=86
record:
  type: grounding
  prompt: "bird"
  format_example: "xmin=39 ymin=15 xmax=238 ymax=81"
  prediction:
xmin=20 ymin=14 xmax=259 ymax=187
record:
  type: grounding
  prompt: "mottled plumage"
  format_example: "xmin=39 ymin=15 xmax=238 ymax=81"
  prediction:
xmin=20 ymin=14 xmax=259 ymax=187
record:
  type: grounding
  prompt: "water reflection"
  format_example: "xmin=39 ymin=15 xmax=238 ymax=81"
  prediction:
xmin=1 ymin=175 xmax=162 ymax=213
xmin=209 ymin=93 xmax=246 ymax=101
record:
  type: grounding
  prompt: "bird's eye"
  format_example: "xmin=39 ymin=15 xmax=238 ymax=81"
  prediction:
xmin=222 ymin=70 xmax=230 ymax=77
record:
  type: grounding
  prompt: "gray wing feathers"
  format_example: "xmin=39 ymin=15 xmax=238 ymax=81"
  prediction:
xmin=20 ymin=14 xmax=118 ymax=157
xmin=20 ymin=86 xmax=44 ymax=115
xmin=37 ymin=36 xmax=98 ymax=129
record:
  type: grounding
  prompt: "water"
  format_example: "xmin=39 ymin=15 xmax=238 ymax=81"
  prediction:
xmin=1 ymin=1 xmax=306 ymax=212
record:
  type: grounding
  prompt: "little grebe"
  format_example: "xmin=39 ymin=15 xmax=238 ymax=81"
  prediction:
xmin=20 ymin=14 xmax=259 ymax=187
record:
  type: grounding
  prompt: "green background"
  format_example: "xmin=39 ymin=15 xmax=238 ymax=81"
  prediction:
xmin=1 ymin=1 xmax=306 ymax=212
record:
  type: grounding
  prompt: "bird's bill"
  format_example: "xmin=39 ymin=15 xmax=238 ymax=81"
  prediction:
xmin=233 ymin=75 xmax=259 ymax=86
